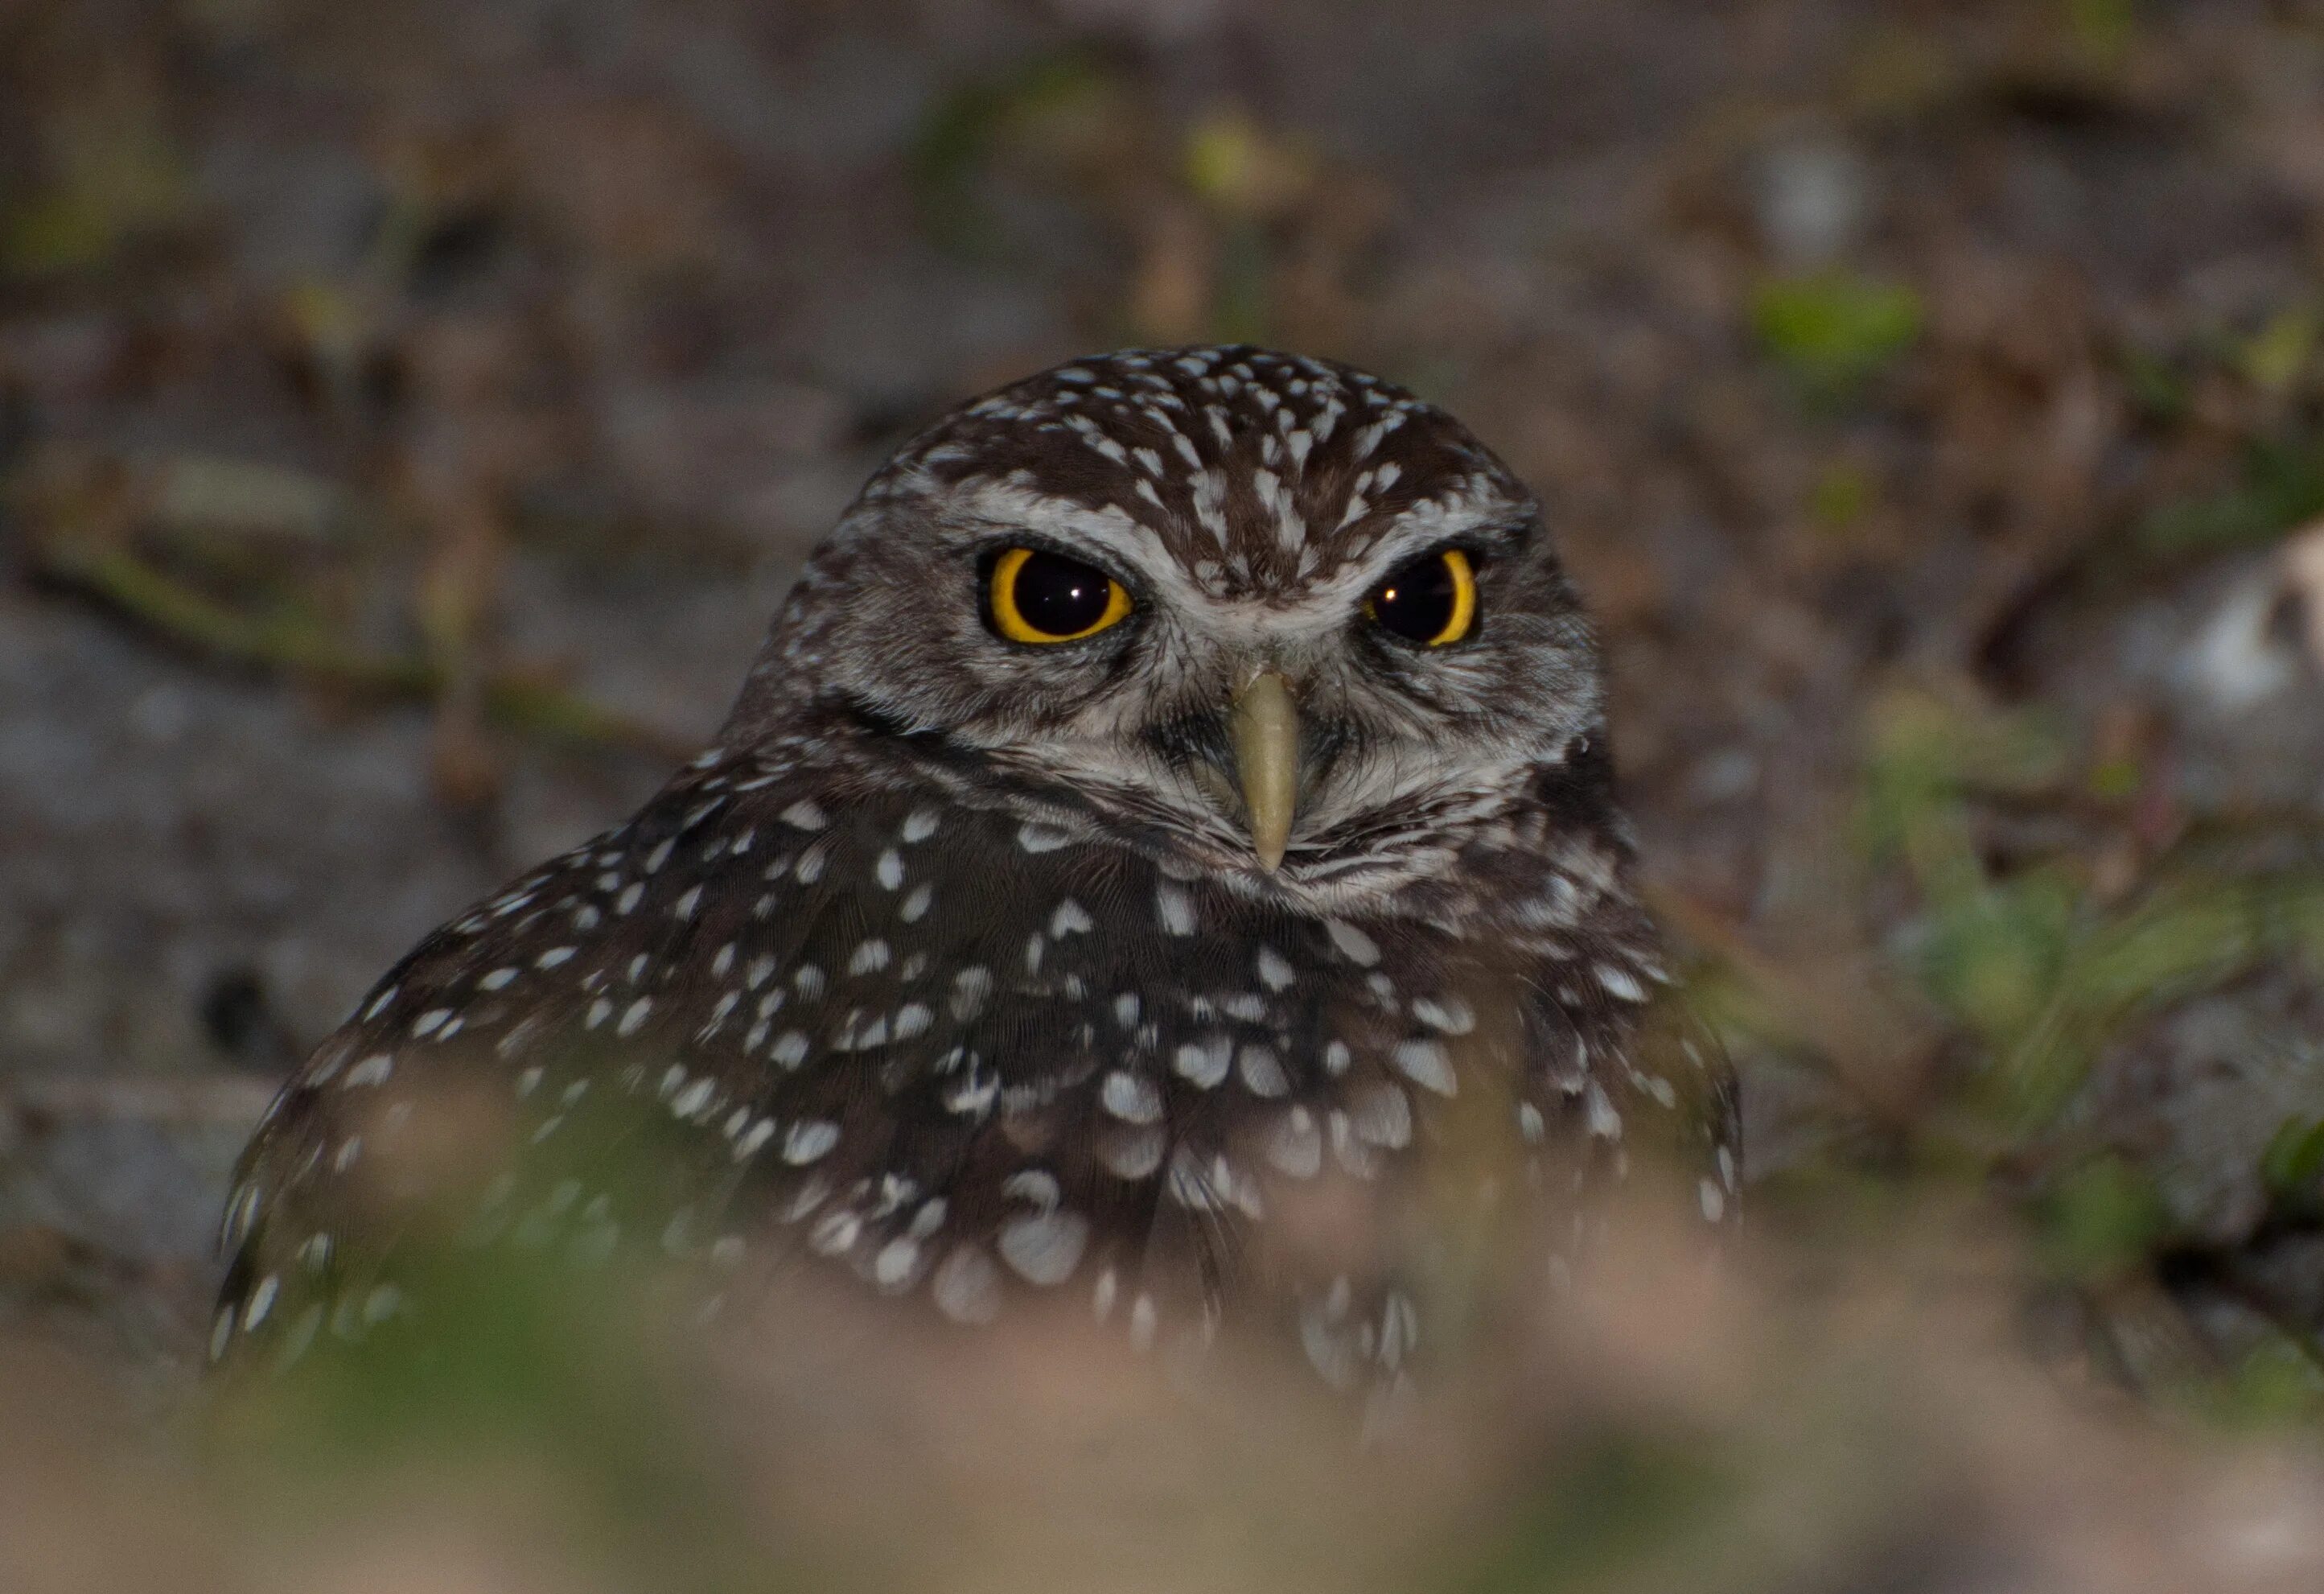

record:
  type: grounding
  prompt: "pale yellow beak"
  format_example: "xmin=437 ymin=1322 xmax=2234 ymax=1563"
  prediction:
xmin=1229 ymin=670 xmax=1298 ymax=872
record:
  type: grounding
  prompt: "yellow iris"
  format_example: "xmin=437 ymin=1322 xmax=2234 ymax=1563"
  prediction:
xmin=988 ymin=546 xmax=1133 ymax=644
xmin=1425 ymin=549 xmax=1478 ymax=645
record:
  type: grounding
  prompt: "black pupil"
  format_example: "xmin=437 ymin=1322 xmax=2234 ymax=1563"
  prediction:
xmin=1370 ymin=554 xmax=1458 ymax=642
xmin=1011 ymin=550 xmax=1115 ymax=636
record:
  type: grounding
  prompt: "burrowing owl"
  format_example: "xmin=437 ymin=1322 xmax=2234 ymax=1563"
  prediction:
xmin=216 ymin=346 xmax=1736 ymax=1390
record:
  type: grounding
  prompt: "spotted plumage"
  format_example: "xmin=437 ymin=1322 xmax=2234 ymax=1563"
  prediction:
xmin=216 ymin=346 xmax=1737 ymax=1390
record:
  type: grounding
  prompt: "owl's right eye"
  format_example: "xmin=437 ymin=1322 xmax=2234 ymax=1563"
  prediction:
xmin=986 ymin=547 xmax=1133 ymax=644
xmin=1364 ymin=548 xmax=1477 ymax=646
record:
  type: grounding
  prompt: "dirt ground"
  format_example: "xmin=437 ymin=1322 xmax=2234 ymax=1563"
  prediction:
xmin=6 ymin=1 xmax=2324 ymax=1587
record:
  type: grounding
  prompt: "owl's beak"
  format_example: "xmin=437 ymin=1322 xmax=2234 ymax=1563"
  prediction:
xmin=1230 ymin=670 xmax=1298 ymax=872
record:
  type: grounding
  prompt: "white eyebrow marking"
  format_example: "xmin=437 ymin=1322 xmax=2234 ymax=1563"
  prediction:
xmin=936 ymin=465 xmax=1524 ymax=632
xmin=948 ymin=480 xmax=1219 ymax=613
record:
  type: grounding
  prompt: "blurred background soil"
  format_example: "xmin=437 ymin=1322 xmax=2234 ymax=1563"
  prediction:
xmin=6 ymin=0 xmax=2324 ymax=1585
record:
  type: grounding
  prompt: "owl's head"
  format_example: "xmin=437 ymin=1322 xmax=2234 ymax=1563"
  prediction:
xmin=731 ymin=347 xmax=1610 ymax=903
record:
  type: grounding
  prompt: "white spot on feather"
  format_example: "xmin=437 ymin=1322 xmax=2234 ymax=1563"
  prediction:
xmin=1238 ymin=1044 xmax=1290 ymax=1098
xmin=1391 ymin=1039 xmax=1457 ymax=1097
xmin=1173 ymin=1036 xmax=1232 ymax=1089
xmin=998 ymin=1209 xmax=1089 ymax=1285
xmin=1597 ymin=964 xmax=1649 ymax=1004
xmin=1326 ymin=921 xmax=1380 ymax=966
xmin=1412 ymin=995 xmax=1475 ymax=1035
xmin=784 ymin=1120 xmax=840 ymax=1164
xmin=932 ymin=1246 xmax=1002 ymax=1324
xmin=1269 ymin=1107 xmax=1323 ymax=1178
xmin=344 ymin=1053 xmax=393 ymax=1088
xmin=1156 ymin=885 xmax=1196 ymax=936
xmin=1102 ymin=1070 xmax=1164 ymax=1124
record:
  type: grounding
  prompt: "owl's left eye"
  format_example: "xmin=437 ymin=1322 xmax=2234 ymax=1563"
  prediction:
xmin=1364 ymin=548 xmax=1478 ymax=646
xmin=986 ymin=547 xmax=1133 ymax=644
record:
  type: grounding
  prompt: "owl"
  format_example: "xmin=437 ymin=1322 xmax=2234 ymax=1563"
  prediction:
xmin=214 ymin=346 xmax=1736 ymax=1392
